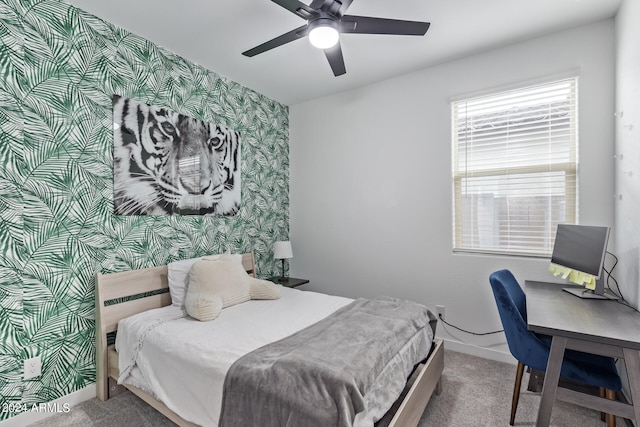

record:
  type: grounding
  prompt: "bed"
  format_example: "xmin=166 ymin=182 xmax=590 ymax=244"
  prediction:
xmin=95 ymin=252 xmax=444 ymax=427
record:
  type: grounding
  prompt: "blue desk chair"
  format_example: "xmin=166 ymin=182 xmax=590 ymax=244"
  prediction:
xmin=489 ymin=269 xmax=622 ymax=426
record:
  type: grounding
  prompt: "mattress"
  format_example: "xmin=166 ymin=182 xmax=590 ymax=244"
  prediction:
xmin=115 ymin=287 xmax=433 ymax=426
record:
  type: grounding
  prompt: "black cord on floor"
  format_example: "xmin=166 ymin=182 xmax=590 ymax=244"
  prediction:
xmin=438 ymin=313 xmax=504 ymax=336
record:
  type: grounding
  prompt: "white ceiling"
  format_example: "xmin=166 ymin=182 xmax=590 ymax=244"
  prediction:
xmin=65 ymin=0 xmax=621 ymax=106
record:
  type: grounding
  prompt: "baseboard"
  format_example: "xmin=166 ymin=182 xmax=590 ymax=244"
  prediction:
xmin=440 ymin=338 xmax=517 ymax=365
xmin=0 ymin=384 xmax=96 ymax=427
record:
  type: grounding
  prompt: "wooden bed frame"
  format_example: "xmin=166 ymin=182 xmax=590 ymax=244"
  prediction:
xmin=95 ymin=252 xmax=444 ymax=427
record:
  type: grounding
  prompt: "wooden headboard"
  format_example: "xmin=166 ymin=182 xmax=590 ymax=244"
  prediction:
xmin=95 ymin=252 xmax=256 ymax=401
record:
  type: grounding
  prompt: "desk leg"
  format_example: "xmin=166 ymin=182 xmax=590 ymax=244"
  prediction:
xmin=623 ymin=348 xmax=640 ymax=423
xmin=536 ymin=336 xmax=567 ymax=427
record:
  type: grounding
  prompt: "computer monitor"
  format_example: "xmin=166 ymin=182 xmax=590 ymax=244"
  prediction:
xmin=549 ymin=224 xmax=616 ymax=299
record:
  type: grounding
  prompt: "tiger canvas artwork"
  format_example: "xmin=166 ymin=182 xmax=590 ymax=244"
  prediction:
xmin=112 ymin=95 xmax=241 ymax=216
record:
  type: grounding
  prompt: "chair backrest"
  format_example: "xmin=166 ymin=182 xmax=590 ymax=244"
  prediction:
xmin=490 ymin=269 xmax=526 ymax=319
xmin=489 ymin=269 xmax=539 ymax=365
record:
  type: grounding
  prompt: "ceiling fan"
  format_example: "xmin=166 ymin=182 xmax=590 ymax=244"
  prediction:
xmin=242 ymin=0 xmax=430 ymax=77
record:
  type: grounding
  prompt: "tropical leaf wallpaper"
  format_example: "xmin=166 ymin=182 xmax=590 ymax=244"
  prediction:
xmin=0 ymin=0 xmax=289 ymax=419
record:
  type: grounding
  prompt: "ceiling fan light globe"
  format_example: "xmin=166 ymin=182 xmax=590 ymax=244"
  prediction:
xmin=308 ymin=23 xmax=339 ymax=49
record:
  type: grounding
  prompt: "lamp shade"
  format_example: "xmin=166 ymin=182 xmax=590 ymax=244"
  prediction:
xmin=273 ymin=241 xmax=293 ymax=259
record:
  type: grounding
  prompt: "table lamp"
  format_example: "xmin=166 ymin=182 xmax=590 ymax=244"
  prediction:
xmin=273 ymin=241 xmax=293 ymax=280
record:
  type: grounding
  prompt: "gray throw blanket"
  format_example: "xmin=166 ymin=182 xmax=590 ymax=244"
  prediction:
xmin=218 ymin=296 xmax=432 ymax=427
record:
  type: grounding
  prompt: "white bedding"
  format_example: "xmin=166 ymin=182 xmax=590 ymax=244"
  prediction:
xmin=115 ymin=287 xmax=433 ymax=426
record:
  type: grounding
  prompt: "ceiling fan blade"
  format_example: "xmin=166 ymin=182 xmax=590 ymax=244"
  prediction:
xmin=341 ymin=15 xmax=430 ymax=36
xmin=324 ymin=42 xmax=346 ymax=76
xmin=271 ymin=0 xmax=317 ymax=19
xmin=242 ymin=25 xmax=308 ymax=57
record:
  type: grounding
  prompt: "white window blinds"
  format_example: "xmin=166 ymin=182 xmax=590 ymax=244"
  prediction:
xmin=452 ymin=77 xmax=578 ymax=256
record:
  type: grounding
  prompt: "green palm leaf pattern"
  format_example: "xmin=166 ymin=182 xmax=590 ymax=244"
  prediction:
xmin=0 ymin=0 xmax=289 ymax=419
xmin=0 ymin=0 xmax=27 ymax=415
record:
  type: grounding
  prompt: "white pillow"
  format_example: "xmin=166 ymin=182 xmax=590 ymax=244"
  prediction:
xmin=167 ymin=254 xmax=242 ymax=308
xmin=186 ymin=255 xmax=251 ymax=321
xmin=185 ymin=255 xmax=280 ymax=322
xmin=250 ymin=279 xmax=282 ymax=300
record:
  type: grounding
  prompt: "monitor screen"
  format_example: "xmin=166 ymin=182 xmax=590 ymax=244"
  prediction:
xmin=550 ymin=224 xmax=610 ymax=279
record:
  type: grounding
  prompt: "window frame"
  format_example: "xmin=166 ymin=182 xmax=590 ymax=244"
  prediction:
xmin=451 ymin=76 xmax=579 ymax=257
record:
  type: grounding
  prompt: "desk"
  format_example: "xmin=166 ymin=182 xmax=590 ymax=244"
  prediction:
xmin=525 ymin=280 xmax=640 ymax=427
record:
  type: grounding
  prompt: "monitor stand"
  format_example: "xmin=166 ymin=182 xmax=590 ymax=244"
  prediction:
xmin=562 ymin=287 xmax=619 ymax=300
xmin=562 ymin=275 xmax=619 ymax=300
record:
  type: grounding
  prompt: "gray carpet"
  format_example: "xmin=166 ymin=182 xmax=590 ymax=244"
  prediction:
xmin=29 ymin=350 xmax=625 ymax=426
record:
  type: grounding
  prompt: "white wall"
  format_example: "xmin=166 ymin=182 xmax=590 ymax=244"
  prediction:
xmin=289 ymin=20 xmax=615 ymax=361
xmin=614 ymin=0 xmax=640 ymax=309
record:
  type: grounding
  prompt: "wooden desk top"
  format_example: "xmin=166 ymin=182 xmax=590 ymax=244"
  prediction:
xmin=525 ymin=280 xmax=640 ymax=350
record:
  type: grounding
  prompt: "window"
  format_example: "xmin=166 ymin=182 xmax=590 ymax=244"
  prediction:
xmin=452 ymin=77 xmax=577 ymax=256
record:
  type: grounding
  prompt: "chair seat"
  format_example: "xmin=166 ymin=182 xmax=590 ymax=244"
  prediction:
xmin=534 ymin=334 xmax=622 ymax=391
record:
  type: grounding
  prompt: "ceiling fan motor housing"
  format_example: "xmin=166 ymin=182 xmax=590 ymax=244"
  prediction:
xmin=308 ymin=17 xmax=340 ymax=49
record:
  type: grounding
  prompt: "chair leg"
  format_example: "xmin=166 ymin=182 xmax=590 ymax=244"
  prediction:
xmin=600 ymin=387 xmax=606 ymax=422
xmin=605 ymin=389 xmax=616 ymax=427
xmin=510 ymin=362 xmax=525 ymax=426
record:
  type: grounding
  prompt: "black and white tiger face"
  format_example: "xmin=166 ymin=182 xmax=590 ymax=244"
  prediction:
xmin=113 ymin=95 xmax=241 ymax=216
